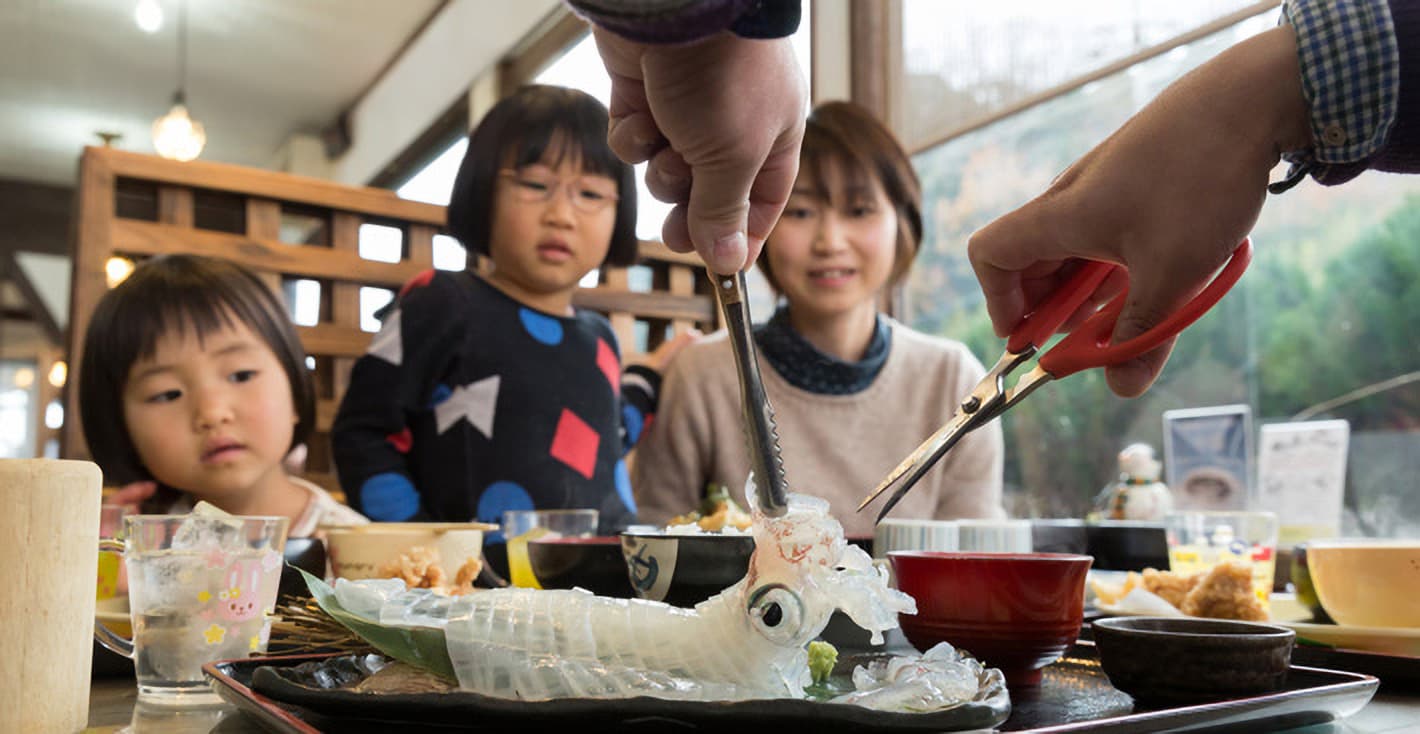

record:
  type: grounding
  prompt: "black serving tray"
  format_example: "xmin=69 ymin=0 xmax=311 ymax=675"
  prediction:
xmin=205 ymin=641 xmax=1377 ymax=734
xmin=1289 ymin=645 xmax=1420 ymax=692
xmin=208 ymin=650 xmax=1008 ymax=734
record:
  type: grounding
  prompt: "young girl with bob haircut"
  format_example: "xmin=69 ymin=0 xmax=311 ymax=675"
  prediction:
xmin=633 ymin=101 xmax=1004 ymax=536
xmin=332 ymin=85 xmax=694 ymax=547
xmin=79 ymin=254 xmax=367 ymax=535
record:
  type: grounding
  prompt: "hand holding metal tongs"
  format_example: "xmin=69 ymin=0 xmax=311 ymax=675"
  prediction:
xmin=711 ymin=269 xmax=789 ymax=517
xmin=858 ymin=239 xmax=1255 ymax=524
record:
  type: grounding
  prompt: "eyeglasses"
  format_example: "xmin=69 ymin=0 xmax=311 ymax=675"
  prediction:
xmin=498 ymin=170 xmax=620 ymax=214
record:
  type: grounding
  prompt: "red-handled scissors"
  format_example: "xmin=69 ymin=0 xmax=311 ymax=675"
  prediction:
xmin=858 ymin=239 xmax=1254 ymax=523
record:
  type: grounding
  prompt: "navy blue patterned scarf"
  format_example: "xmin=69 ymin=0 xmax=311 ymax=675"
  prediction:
xmin=753 ymin=306 xmax=890 ymax=395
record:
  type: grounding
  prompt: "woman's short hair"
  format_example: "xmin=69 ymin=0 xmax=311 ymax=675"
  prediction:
xmin=756 ymin=100 xmax=923 ymax=292
xmin=79 ymin=254 xmax=315 ymax=487
xmin=447 ymin=84 xmax=640 ymax=268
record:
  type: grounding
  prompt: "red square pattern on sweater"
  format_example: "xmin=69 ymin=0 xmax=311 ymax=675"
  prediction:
xmin=595 ymin=338 xmax=620 ymax=390
xmin=550 ymin=408 xmax=600 ymax=480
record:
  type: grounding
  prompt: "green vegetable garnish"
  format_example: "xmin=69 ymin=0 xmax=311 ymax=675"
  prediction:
xmin=807 ymin=640 xmax=838 ymax=686
xmin=700 ymin=482 xmax=731 ymax=515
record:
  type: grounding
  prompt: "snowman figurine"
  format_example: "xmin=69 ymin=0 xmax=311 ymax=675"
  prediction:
xmin=1098 ymin=443 xmax=1174 ymax=521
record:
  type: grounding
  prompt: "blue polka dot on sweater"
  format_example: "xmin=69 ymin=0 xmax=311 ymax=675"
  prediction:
xmin=359 ymin=472 xmax=420 ymax=521
xmin=621 ymin=404 xmax=644 ymax=446
xmin=519 ymin=308 xmax=563 ymax=345
xmin=614 ymin=459 xmax=635 ymax=515
xmin=427 ymin=383 xmax=452 ymax=408
xmin=478 ymin=480 xmax=535 ymax=543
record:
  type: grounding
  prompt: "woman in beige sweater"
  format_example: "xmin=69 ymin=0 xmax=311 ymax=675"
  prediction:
xmin=632 ymin=101 xmax=1004 ymax=537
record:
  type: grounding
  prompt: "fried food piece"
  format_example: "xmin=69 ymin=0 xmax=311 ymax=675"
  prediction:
xmin=696 ymin=501 xmax=752 ymax=532
xmin=379 ymin=546 xmax=447 ymax=590
xmin=1179 ymin=561 xmax=1267 ymax=622
xmin=1141 ymin=567 xmax=1201 ymax=609
xmin=669 ymin=484 xmax=753 ymax=532
xmin=449 ymin=556 xmax=483 ymax=596
xmin=1089 ymin=578 xmax=1122 ymax=606
xmin=669 ymin=510 xmax=698 ymax=527
xmin=1090 ymin=571 xmax=1143 ymax=606
xmin=378 ymin=546 xmax=485 ymax=596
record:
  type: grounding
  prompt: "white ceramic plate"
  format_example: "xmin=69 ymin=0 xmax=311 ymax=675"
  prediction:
xmin=1093 ymin=592 xmax=1313 ymax=624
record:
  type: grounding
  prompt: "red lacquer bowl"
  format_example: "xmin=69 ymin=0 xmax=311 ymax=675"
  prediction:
xmin=890 ymin=551 xmax=1093 ymax=687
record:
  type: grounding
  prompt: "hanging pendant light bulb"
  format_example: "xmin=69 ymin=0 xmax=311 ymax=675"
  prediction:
xmin=134 ymin=0 xmax=163 ymax=33
xmin=152 ymin=91 xmax=206 ymax=161
xmin=152 ymin=0 xmax=205 ymax=161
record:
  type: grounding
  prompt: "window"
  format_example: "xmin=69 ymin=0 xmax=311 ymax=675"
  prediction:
xmin=900 ymin=0 xmax=1267 ymax=148
xmin=288 ymin=279 xmax=321 ymax=327
xmin=906 ymin=9 xmax=1420 ymax=536
xmin=432 ymin=234 xmax=466 ymax=271
xmin=360 ymin=287 xmax=396 ymax=332
xmin=397 ymin=138 xmax=468 ymax=206
xmin=358 ymin=223 xmax=403 ymax=263
xmin=0 ymin=361 xmax=38 ymax=458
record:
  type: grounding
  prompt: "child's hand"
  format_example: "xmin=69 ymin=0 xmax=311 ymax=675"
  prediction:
xmin=645 ymin=329 xmax=703 ymax=373
xmin=107 ymin=480 xmax=157 ymax=515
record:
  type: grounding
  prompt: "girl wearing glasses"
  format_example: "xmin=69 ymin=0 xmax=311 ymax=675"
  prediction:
xmin=332 ymin=85 xmax=695 ymax=575
xmin=632 ymin=102 xmax=1005 ymax=537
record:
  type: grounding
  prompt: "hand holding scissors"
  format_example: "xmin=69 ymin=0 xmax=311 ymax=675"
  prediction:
xmin=858 ymin=239 xmax=1254 ymax=523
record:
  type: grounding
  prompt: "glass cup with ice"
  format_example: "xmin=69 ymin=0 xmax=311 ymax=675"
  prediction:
xmin=94 ymin=505 xmax=288 ymax=706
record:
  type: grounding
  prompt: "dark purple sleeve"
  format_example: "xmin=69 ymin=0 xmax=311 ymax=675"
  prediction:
xmin=565 ymin=0 xmax=800 ymax=44
xmin=1374 ymin=0 xmax=1420 ymax=173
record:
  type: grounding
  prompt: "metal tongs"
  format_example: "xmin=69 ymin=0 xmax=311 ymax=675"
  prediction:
xmin=858 ymin=239 xmax=1256 ymax=524
xmin=711 ymin=270 xmax=789 ymax=517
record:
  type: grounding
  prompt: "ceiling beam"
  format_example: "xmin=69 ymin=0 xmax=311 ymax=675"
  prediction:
xmin=330 ymin=0 xmax=563 ymax=188
xmin=0 ymin=251 xmax=62 ymax=344
xmin=322 ymin=0 xmax=455 ymax=161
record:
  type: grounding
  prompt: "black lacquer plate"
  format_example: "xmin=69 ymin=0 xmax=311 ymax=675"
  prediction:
xmin=209 ymin=650 xmax=1009 ymax=734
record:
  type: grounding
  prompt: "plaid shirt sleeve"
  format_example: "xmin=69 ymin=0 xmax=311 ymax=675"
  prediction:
xmin=1270 ymin=0 xmax=1400 ymax=193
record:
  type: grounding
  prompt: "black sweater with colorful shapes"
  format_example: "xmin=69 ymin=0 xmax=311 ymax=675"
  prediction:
xmin=331 ymin=270 xmax=659 ymax=538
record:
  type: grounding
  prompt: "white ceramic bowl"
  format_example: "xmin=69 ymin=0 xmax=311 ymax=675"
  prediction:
xmin=323 ymin=522 xmax=496 ymax=580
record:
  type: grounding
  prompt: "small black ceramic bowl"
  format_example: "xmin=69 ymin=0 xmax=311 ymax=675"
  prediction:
xmin=528 ymin=536 xmax=634 ymax=598
xmin=1092 ymin=616 xmax=1295 ymax=704
xmin=620 ymin=531 xmax=756 ymax=608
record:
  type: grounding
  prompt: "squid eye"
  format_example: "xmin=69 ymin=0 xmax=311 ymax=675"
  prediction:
xmin=747 ymin=584 xmax=804 ymax=645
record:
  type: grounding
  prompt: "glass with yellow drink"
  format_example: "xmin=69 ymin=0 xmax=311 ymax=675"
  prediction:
xmin=97 ymin=504 xmax=126 ymax=600
xmin=1167 ymin=510 xmax=1279 ymax=608
xmin=501 ymin=509 xmax=598 ymax=588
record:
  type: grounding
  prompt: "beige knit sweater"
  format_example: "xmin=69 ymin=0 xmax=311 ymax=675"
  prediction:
xmin=631 ymin=320 xmax=1005 ymax=537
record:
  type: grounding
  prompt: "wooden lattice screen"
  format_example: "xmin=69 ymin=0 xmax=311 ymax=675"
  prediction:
xmin=65 ymin=146 xmax=715 ymax=496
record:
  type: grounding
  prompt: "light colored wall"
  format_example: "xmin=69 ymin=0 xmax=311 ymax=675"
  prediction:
xmin=331 ymin=0 xmax=562 ymax=187
xmin=13 ymin=252 xmax=69 ymax=331
xmin=324 ymin=0 xmax=849 ymax=188
xmin=269 ymin=134 xmax=332 ymax=180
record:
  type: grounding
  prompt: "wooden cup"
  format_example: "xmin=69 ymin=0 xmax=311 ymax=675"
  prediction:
xmin=0 ymin=459 xmax=103 ymax=732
